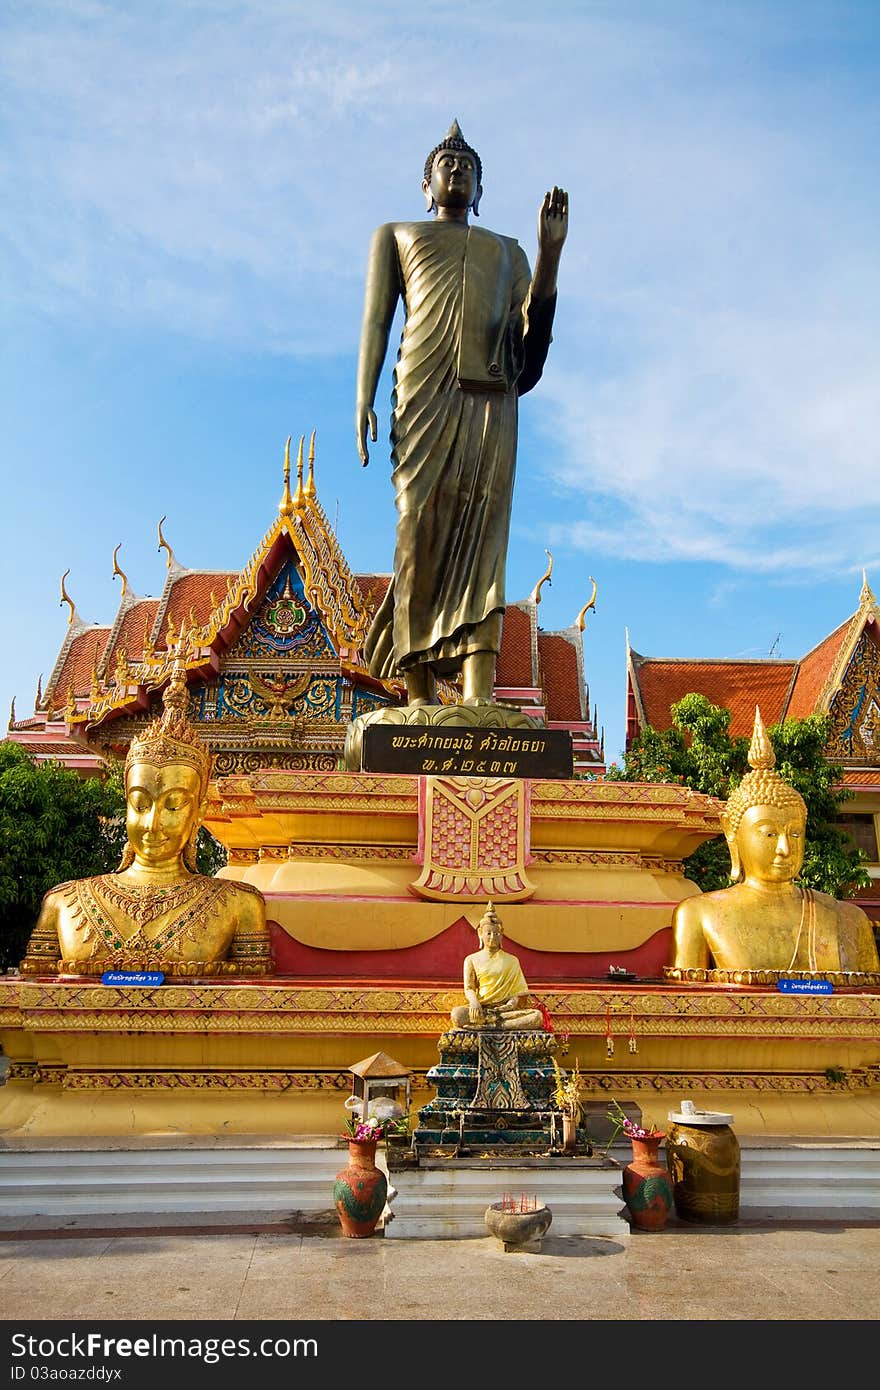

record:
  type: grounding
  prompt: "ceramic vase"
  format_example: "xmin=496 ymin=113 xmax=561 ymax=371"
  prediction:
xmin=333 ymin=1139 xmax=388 ymax=1237
xmin=622 ymin=1133 xmax=673 ymax=1231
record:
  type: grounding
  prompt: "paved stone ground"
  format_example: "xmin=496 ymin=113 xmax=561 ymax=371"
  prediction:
xmin=1 ymin=1212 xmax=878 ymax=1323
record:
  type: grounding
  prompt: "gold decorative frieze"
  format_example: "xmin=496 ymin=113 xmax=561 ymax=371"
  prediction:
xmin=59 ymin=1068 xmax=433 ymax=1092
xmin=3 ymin=980 xmax=878 ymax=1042
xmin=583 ymin=1066 xmax=880 ymax=1095
xmin=6 ymin=1061 xmax=38 ymax=1082
xmin=286 ymin=842 xmax=413 ymax=861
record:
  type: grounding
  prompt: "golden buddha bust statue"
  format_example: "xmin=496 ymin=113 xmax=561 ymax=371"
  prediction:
xmin=450 ymin=903 xmax=545 ymax=1029
xmin=668 ymin=707 xmax=880 ymax=982
xmin=21 ymin=659 xmax=272 ymax=978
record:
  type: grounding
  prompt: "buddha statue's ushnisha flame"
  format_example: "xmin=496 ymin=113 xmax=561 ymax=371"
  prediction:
xmin=722 ymin=706 xmax=805 ymax=845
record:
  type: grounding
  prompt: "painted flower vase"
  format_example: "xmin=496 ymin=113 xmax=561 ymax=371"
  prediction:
xmin=622 ymin=1133 xmax=673 ymax=1231
xmin=333 ymin=1139 xmax=388 ymax=1238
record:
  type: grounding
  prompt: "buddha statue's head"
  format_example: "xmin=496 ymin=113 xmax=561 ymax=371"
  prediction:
xmin=119 ymin=659 xmax=212 ymax=873
xmin=720 ymin=707 xmax=807 ymax=886
xmin=423 ymin=119 xmax=482 ymax=216
xmin=476 ymin=901 xmax=503 ymax=950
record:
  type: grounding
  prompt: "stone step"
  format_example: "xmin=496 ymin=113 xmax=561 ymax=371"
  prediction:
xmin=0 ymin=1139 xmax=877 ymax=1226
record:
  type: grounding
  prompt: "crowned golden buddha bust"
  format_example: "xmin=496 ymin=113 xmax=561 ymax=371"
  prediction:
xmin=450 ymin=904 xmax=544 ymax=1029
xmin=21 ymin=660 xmax=272 ymax=978
xmin=668 ymin=708 xmax=880 ymax=982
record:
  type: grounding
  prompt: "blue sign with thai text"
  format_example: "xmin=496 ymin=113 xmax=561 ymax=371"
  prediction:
xmin=101 ymin=971 xmax=165 ymax=987
xmin=777 ymin=978 xmax=833 ymax=995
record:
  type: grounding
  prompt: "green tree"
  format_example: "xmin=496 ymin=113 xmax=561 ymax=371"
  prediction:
xmin=607 ymin=694 xmax=869 ymax=897
xmin=0 ymin=742 xmax=227 ymax=972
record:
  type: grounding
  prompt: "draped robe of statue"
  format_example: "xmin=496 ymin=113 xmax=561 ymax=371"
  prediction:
xmin=362 ymin=219 xmax=557 ymax=680
xmin=468 ymin=947 xmax=530 ymax=1010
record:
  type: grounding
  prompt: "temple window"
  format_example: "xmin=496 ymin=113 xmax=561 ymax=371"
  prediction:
xmin=837 ymin=812 xmax=880 ymax=865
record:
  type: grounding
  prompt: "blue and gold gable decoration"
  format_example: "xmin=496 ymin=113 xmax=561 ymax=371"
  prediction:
xmin=63 ymin=434 xmax=399 ymax=776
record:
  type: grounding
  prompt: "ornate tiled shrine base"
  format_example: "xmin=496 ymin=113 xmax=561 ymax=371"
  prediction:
xmin=414 ymin=1029 xmax=562 ymax=1152
xmin=3 ymin=978 xmax=880 ymax=1139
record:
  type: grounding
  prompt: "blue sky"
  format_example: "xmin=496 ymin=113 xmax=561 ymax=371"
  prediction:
xmin=2 ymin=0 xmax=878 ymax=764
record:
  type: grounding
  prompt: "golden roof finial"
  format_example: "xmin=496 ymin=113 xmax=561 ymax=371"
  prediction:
xmin=166 ymin=613 xmax=177 ymax=648
xmin=293 ymin=434 xmax=305 ymax=509
xmin=279 ymin=436 xmax=294 ymax=516
xmin=529 ymin=549 xmax=553 ymax=605
xmin=35 ymin=673 xmax=43 ymax=708
xmin=60 ymin=569 xmax=77 ymax=626
xmin=157 ymin=516 xmax=175 ymax=570
xmin=8 ymin=696 xmax=15 ymax=731
xmin=142 ymin=613 xmax=154 ymax=659
xmin=111 ymin=543 xmax=129 ymax=600
xmin=64 ymin=684 xmax=77 ymax=721
xmin=304 ymin=429 xmax=317 ymax=501
xmin=576 ymin=577 xmax=598 ymax=631
xmin=860 ymin=568 xmax=875 ymax=610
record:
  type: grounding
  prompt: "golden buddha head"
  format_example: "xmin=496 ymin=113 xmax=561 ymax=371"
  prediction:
xmin=423 ymin=119 xmax=482 ymax=216
xmin=119 ymin=659 xmax=212 ymax=872
xmin=720 ymin=707 xmax=806 ymax=884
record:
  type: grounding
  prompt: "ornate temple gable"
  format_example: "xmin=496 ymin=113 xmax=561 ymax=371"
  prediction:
xmin=827 ymin=626 xmax=880 ymax=766
xmin=814 ymin=574 xmax=880 ymax=717
xmin=197 ymin=559 xmax=347 ymax=732
xmin=54 ymin=435 xmax=377 ymax=737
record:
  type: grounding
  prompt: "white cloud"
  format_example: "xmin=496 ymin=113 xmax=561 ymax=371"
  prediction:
xmin=2 ymin=0 xmax=877 ymax=573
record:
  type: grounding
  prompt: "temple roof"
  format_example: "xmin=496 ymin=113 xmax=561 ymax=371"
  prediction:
xmin=626 ymin=575 xmax=880 ymax=758
xmin=495 ymin=602 xmax=538 ymax=687
xmin=8 ymin=450 xmax=605 ymax=774
xmin=628 ymin=653 xmax=798 ymax=738
xmin=538 ymin=629 xmax=586 ymax=723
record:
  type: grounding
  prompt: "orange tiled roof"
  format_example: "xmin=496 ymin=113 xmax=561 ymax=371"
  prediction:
xmin=496 ymin=604 xmax=535 ymax=686
xmin=632 ymin=656 xmax=797 ymax=738
xmin=843 ymin=769 xmax=880 ymax=787
xmin=354 ymin=574 xmax=391 ymax=620
xmin=538 ymin=632 xmax=584 ymax=722
xmin=160 ymin=573 xmax=235 ymax=644
xmin=104 ymin=599 xmax=161 ymax=668
xmin=785 ymin=620 xmax=850 ymax=719
xmin=52 ymin=628 xmax=111 ymax=701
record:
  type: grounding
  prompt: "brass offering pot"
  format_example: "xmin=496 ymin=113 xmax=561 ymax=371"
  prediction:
xmin=665 ymin=1104 xmax=740 ymax=1225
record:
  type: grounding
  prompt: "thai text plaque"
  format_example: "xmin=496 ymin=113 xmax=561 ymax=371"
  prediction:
xmin=361 ymin=724 xmax=573 ymax=778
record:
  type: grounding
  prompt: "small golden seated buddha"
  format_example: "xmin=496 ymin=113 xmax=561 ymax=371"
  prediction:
xmin=667 ymin=707 xmax=880 ymax=983
xmin=450 ymin=903 xmax=545 ymax=1030
xmin=21 ymin=659 xmax=271 ymax=978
